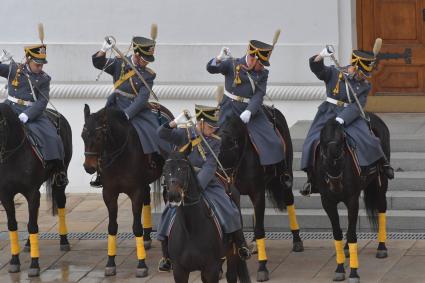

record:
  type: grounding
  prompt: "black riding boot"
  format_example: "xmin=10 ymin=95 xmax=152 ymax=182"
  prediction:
xmin=380 ymin=156 xmax=394 ymax=179
xmin=90 ymin=173 xmax=102 ymax=188
xmin=280 ymin=159 xmax=293 ymax=188
xmin=53 ymin=160 xmax=69 ymax=187
xmin=232 ymin=229 xmax=251 ymax=260
xmin=300 ymin=168 xmax=313 ymax=196
xmin=158 ymin=239 xmax=172 ymax=272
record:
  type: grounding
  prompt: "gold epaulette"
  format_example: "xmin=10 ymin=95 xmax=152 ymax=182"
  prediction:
xmin=114 ymin=70 xmax=136 ymax=89
xmin=179 ymin=137 xmax=202 ymax=153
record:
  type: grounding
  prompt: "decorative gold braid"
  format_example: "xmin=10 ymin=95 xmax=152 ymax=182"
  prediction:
xmin=332 ymin=72 xmax=343 ymax=95
xmin=234 ymin=64 xmax=242 ymax=85
xmin=12 ymin=65 xmax=22 ymax=87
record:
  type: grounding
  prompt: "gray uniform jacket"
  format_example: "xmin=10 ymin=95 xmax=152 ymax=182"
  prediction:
xmin=206 ymin=56 xmax=284 ymax=165
xmin=0 ymin=62 xmax=64 ymax=161
xmin=300 ymin=56 xmax=384 ymax=170
xmin=156 ymin=124 xmax=241 ymax=240
xmin=92 ymin=53 xmax=170 ymax=154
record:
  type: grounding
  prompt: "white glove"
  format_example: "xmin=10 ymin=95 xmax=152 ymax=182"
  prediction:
xmin=240 ymin=110 xmax=251 ymax=124
xmin=18 ymin=113 xmax=29 ymax=124
xmin=0 ymin=50 xmax=12 ymax=63
xmin=319 ymin=47 xmax=333 ymax=58
xmin=100 ymin=40 xmax=113 ymax=53
xmin=173 ymin=112 xmax=189 ymax=126
xmin=217 ymin=47 xmax=231 ymax=61
xmin=335 ymin=117 xmax=344 ymax=125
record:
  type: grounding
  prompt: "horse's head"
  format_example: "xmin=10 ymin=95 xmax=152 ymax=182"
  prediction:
xmin=163 ymin=151 xmax=200 ymax=207
xmin=319 ymin=118 xmax=346 ymax=193
xmin=81 ymin=104 xmax=128 ymax=174
xmin=218 ymin=114 xmax=247 ymax=170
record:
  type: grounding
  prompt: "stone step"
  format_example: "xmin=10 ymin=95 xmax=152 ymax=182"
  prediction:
xmin=292 ymin=171 xmax=425 ymax=191
xmin=151 ymin=208 xmax=425 ymax=232
xmin=292 ymin=152 xmax=425 ymax=172
xmin=240 ymin=191 xmax=425 ymax=210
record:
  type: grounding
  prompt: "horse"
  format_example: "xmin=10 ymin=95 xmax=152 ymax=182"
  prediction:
xmin=164 ymin=151 xmax=251 ymax=283
xmin=313 ymin=113 xmax=390 ymax=282
xmin=82 ymin=104 xmax=171 ymax=278
xmin=0 ymin=103 xmax=72 ymax=277
xmin=218 ymin=106 xmax=303 ymax=282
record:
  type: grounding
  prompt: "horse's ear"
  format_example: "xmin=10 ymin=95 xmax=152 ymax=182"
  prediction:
xmin=84 ymin=104 xmax=90 ymax=122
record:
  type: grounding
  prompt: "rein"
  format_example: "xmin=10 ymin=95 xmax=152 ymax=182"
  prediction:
xmin=220 ymin=128 xmax=249 ymax=184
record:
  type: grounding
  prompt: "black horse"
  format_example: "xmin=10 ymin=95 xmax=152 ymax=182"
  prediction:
xmin=313 ymin=113 xmax=389 ymax=282
xmin=218 ymin=106 xmax=303 ymax=282
xmin=0 ymin=103 xmax=72 ymax=277
xmin=164 ymin=151 xmax=251 ymax=283
xmin=82 ymin=104 xmax=171 ymax=278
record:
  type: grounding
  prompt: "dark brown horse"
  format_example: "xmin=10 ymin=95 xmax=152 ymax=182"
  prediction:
xmin=82 ymin=104 xmax=171 ymax=278
xmin=0 ymin=103 xmax=72 ymax=277
xmin=313 ymin=113 xmax=389 ymax=282
xmin=218 ymin=106 xmax=303 ymax=282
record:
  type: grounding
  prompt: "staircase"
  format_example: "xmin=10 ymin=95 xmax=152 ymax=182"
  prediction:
xmin=239 ymin=114 xmax=425 ymax=232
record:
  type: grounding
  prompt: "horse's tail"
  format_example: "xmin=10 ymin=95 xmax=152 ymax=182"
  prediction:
xmin=368 ymin=112 xmax=391 ymax=159
xmin=45 ymin=177 xmax=58 ymax=216
xmin=363 ymin=182 xmax=379 ymax=230
xmin=236 ymin=258 xmax=251 ymax=283
xmin=266 ymin=178 xmax=286 ymax=211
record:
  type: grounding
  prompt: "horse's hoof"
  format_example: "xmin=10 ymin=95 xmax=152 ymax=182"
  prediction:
xmin=28 ymin=267 xmax=40 ymax=277
xmin=8 ymin=264 xmax=20 ymax=273
xmin=376 ymin=249 xmax=388 ymax=259
xmin=292 ymin=241 xmax=304 ymax=252
xmin=135 ymin=267 xmax=148 ymax=278
xmin=333 ymin=272 xmax=345 ymax=281
xmin=144 ymin=240 xmax=152 ymax=250
xmin=60 ymin=244 xmax=71 ymax=251
xmin=23 ymin=246 xmax=30 ymax=253
xmin=104 ymin=266 xmax=117 ymax=276
xmin=344 ymin=248 xmax=350 ymax=258
xmin=257 ymin=270 xmax=269 ymax=282
xmin=348 ymin=277 xmax=360 ymax=283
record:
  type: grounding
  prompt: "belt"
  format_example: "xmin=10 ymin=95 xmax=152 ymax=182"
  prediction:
xmin=7 ymin=95 xmax=33 ymax=106
xmin=326 ymin=97 xmax=348 ymax=107
xmin=115 ymin=89 xmax=136 ymax=99
xmin=224 ymin=90 xmax=250 ymax=103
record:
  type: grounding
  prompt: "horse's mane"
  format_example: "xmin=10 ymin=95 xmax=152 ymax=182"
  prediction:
xmin=320 ymin=118 xmax=344 ymax=145
xmin=0 ymin=103 xmax=21 ymax=128
xmin=165 ymin=151 xmax=201 ymax=190
xmin=219 ymin=113 xmax=247 ymax=139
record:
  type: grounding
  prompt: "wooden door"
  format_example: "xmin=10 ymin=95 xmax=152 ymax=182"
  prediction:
xmin=358 ymin=0 xmax=425 ymax=111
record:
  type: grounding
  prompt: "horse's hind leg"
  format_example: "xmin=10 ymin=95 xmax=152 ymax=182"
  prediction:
xmin=321 ymin=196 xmax=346 ymax=281
xmin=1 ymin=193 xmax=21 ymax=273
xmin=24 ymin=189 xmax=41 ymax=277
xmin=376 ymin=179 xmax=388 ymax=259
xmin=103 ymin=191 xmax=118 ymax=276
xmin=53 ymin=186 xmax=70 ymax=251
xmin=173 ymin=264 xmax=190 ymax=283
xmin=282 ymin=187 xmax=304 ymax=252
xmin=346 ymin=199 xmax=360 ymax=283
xmin=249 ymin=191 xmax=269 ymax=282
xmin=131 ymin=189 xmax=148 ymax=278
xmin=142 ymin=184 xmax=152 ymax=250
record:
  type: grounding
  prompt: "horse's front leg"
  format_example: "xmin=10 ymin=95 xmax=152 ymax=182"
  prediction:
xmin=1 ymin=193 xmax=21 ymax=273
xmin=320 ymin=195 xmax=346 ymax=282
xmin=25 ymin=189 xmax=41 ymax=277
xmin=346 ymin=198 xmax=360 ymax=283
xmin=142 ymin=184 xmax=152 ymax=250
xmin=249 ymin=190 xmax=269 ymax=282
xmin=173 ymin=263 xmax=190 ymax=283
xmin=282 ymin=187 xmax=304 ymax=252
xmin=130 ymin=189 xmax=148 ymax=278
xmin=103 ymin=191 xmax=118 ymax=276
xmin=53 ymin=186 xmax=70 ymax=251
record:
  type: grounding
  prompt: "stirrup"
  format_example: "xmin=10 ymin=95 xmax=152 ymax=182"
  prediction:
xmin=90 ymin=175 xmax=103 ymax=188
xmin=238 ymin=246 xmax=252 ymax=260
xmin=53 ymin=172 xmax=69 ymax=187
xmin=383 ymin=164 xmax=394 ymax=180
xmin=158 ymin=257 xmax=172 ymax=272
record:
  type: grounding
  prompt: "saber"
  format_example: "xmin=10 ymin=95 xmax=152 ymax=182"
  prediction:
xmin=325 ymin=45 xmax=369 ymax=121
xmin=105 ymin=36 xmax=159 ymax=102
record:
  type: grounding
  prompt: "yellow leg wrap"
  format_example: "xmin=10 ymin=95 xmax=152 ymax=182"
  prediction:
xmin=58 ymin=208 xmax=68 ymax=235
xmin=378 ymin=213 xmax=387 ymax=243
xmin=287 ymin=205 xmax=300 ymax=231
xmin=9 ymin=231 xmax=20 ymax=255
xmin=29 ymin=233 xmax=39 ymax=258
xmin=256 ymin=238 xmax=268 ymax=261
xmin=348 ymin=243 xmax=359 ymax=269
xmin=108 ymin=235 xmax=117 ymax=257
xmin=136 ymin=236 xmax=146 ymax=260
xmin=142 ymin=205 xmax=152 ymax=229
xmin=334 ymin=240 xmax=345 ymax=264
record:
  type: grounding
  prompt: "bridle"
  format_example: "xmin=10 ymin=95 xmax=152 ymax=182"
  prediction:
xmin=320 ymin=138 xmax=346 ymax=185
xmin=164 ymin=158 xmax=201 ymax=207
xmin=219 ymin=128 xmax=249 ymax=183
xmin=0 ymin=116 xmax=27 ymax=164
